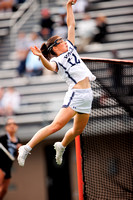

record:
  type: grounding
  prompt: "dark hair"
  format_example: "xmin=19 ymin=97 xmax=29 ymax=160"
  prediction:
xmin=40 ymin=35 xmax=59 ymax=60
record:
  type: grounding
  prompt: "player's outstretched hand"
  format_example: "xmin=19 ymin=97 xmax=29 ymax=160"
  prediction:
xmin=30 ymin=46 xmax=42 ymax=57
xmin=67 ymin=0 xmax=77 ymax=5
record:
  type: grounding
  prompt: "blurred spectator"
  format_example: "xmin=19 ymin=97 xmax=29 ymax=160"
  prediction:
xmin=72 ymin=0 xmax=89 ymax=13
xmin=109 ymin=50 xmax=123 ymax=92
xmin=93 ymin=14 xmax=108 ymax=43
xmin=100 ymin=94 xmax=110 ymax=107
xmin=0 ymin=0 xmax=25 ymax=12
xmin=0 ymin=0 xmax=14 ymax=12
xmin=12 ymin=0 xmax=26 ymax=12
xmin=15 ymin=31 xmax=30 ymax=77
xmin=16 ymin=0 xmax=25 ymax=3
xmin=25 ymin=51 xmax=43 ymax=76
xmin=76 ymin=14 xmax=98 ymax=52
xmin=1 ymin=87 xmax=21 ymax=116
xmin=24 ymin=31 xmax=44 ymax=76
xmin=111 ymin=49 xmax=119 ymax=59
xmin=39 ymin=8 xmax=55 ymax=40
xmin=54 ymin=8 xmax=67 ymax=39
xmin=28 ymin=31 xmax=43 ymax=48
xmin=0 ymin=117 xmax=21 ymax=199
xmin=0 ymin=87 xmax=5 ymax=116
xmin=112 ymin=63 xmax=123 ymax=89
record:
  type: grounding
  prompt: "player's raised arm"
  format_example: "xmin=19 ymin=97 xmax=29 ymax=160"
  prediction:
xmin=66 ymin=0 xmax=77 ymax=45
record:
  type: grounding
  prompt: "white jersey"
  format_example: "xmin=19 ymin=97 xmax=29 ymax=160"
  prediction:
xmin=50 ymin=40 xmax=96 ymax=90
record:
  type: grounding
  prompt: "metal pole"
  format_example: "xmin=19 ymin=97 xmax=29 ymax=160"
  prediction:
xmin=75 ymin=135 xmax=84 ymax=200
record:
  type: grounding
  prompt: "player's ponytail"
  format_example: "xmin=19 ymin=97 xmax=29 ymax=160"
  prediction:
xmin=40 ymin=43 xmax=50 ymax=60
xmin=40 ymin=35 xmax=59 ymax=60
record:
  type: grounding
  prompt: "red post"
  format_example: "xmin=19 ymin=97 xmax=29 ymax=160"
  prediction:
xmin=75 ymin=135 xmax=84 ymax=200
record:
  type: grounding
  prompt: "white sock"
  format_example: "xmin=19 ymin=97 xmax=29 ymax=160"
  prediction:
xmin=60 ymin=143 xmax=66 ymax=149
xmin=25 ymin=144 xmax=32 ymax=152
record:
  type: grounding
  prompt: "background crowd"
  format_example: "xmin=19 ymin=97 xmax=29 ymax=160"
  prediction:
xmin=14 ymin=3 xmax=108 ymax=76
xmin=0 ymin=0 xmax=108 ymax=118
xmin=0 ymin=87 xmax=21 ymax=117
xmin=0 ymin=0 xmax=26 ymax=12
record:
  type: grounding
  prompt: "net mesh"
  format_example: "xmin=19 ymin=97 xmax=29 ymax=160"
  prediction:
xmin=80 ymin=58 xmax=133 ymax=200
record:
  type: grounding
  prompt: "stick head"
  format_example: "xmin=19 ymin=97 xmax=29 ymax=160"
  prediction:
xmin=71 ymin=1 xmax=75 ymax=5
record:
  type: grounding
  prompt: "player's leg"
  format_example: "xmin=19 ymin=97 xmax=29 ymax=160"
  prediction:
xmin=27 ymin=107 xmax=76 ymax=148
xmin=18 ymin=107 xmax=76 ymax=166
xmin=62 ymin=113 xmax=90 ymax=147
xmin=54 ymin=113 xmax=90 ymax=165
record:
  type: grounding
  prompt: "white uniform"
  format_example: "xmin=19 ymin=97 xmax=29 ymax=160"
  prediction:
xmin=50 ymin=40 xmax=96 ymax=114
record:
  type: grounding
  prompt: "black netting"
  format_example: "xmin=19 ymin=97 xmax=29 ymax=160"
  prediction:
xmin=80 ymin=59 xmax=133 ymax=200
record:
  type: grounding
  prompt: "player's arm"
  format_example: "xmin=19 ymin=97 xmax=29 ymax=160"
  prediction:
xmin=30 ymin=46 xmax=58 ymax=72
xmin=66 ymin=0 xmax=77 ymax=45
xmin=39 ymin=54 xmax=57 ymax=72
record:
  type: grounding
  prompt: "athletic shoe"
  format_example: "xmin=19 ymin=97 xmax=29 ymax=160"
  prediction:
xmin=17 ymin=145 xmax=31 ymax=167
xmin=54 ymin=142 xmax=65 ymax=165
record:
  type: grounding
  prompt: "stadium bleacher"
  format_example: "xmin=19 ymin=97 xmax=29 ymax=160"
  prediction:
xmin=0 ymin=0 xmax=132 ymax=140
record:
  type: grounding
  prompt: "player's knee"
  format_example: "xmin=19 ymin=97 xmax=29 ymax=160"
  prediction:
xmin=50 ymin=121 xmax=64 ymax=132
xmin=73 ymin=128 xmax=84 ymax=136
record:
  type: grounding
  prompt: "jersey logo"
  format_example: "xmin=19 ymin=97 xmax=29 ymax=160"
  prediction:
xmin=64 ymin=47 xmax=74 ymax=58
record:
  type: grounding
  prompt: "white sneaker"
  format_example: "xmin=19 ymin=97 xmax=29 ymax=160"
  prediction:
xmin=54 ymin=142 xmax=65 ymax=165
xmin=17 ymin=145 xmax=31 ymax=167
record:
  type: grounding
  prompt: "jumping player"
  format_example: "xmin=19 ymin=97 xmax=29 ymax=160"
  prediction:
xmin=17 ymin=0 xmax=96 ymax=166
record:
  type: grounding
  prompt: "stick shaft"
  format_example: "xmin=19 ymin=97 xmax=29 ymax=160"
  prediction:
xmin=0 ymin=143 xmax=15 ymax=161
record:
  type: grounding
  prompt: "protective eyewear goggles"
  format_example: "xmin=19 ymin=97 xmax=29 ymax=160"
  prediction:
xmin=48 ymin=38 xmax=65 ymax=52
